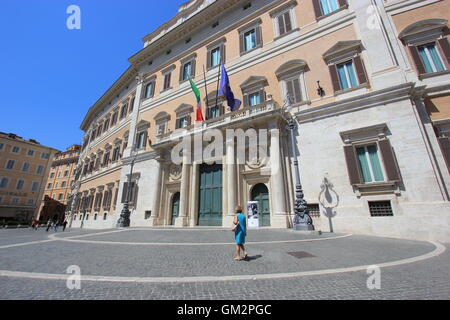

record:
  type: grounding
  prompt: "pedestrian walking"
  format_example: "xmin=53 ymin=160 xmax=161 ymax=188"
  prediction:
xmin=45 ymin=220 xmax=52 ymax=232
xmin=232 ymin=205 xmax=248 ymax=261
xmin=53 ymin=221 xmax=58 ymax=232
xmin=62 ymin=220 xmax=67 ymax=232
xmin=31 ymin=220 xmax=36 ymax=230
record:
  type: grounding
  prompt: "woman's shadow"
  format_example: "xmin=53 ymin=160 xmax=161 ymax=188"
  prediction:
xmin=242 ymin=254 xmax=263 ymax=262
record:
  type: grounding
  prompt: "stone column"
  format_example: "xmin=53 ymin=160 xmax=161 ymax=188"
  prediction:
xmin=269 ymin=122 xmax=288 ymax=227
xmin=189 ymin=162 xmax=199 ymax=227
xmin=148 ymin=158 xmax=163 ymax=226
xmin=175 ymin=152 xmax=191 ymax=227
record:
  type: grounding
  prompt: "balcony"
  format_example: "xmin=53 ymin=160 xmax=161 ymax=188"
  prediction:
xmin=154 ymin=99 xmax=278 ymax=147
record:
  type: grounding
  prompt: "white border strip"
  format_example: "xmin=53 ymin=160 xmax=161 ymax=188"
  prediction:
xmin=0 ymin=241 xmax=445 ymax=284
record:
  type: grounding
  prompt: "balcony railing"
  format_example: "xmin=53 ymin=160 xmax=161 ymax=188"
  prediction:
xmin=154 ymin=99 xmax=277 ymax=146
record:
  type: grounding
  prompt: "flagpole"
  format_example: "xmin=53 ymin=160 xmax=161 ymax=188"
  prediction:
xmin=214 ymin=61 xmax=221 ymax=110
xmin=202 ymin=65 xmax=209 ymax=119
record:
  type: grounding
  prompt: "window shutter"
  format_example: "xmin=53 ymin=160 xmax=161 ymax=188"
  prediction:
xmin=131 ymin=183 xmax=138 ymax=207
xmin=344 ymin=146 xmax=362 ymax=185
xmin=378 ymin=139 xmax=401 ymax=182
xmin=259 ymin=89 xmax=266 ymax=103
xmin=239 ymin=32 xmax=245 ymax=55
xmin=207 ymin=49 xmax=212 ymax=69
xmin=191 ymin=60 xmax=196 ymax=78
xmin=256 ymin=25 xmax=263 ymax=48
xmin=284 ymin=12 xmax=292 ymax=33
xmin=286 ymin=80 xmax=295 ymax=103
xmin=221 ymin=44 xmax=226 ymax=64
xmin=220 ymin=104 xmax=225 ymax=116
xmin=293 ymin=78 xmax=302 ymax=103
xmin=312 ymin=0 xmax=323 ymax=19
xmin=437 ymin=38 xmax=450 ymax=67
xmin=278 ymin=15 xmax=286 ymax=36
xmin=121 ymin=183 xmax=128 ymax=203
xmin=176 ymin=118 xmax=180 ymax=129
xmin=438 ymin=137 xmax=450 ymax=173
xmin=187 ymin=115 xmax=192 ymax=126
xmin=353 ymin=56 xmax=368 ymax=85
xmin=243 ymin=93 xmax=249 ymax=107
xmin=338 ymin=0 xmax=347 ymax=7
xmin=329 ymin=65 xmax=341 ymax=92
xmin=129 ymin=98 xmax=135 ymax=113
xmin=179 ymin=65 xmax=184 ymax=82
xmin=409 ymin=46 xmax=426 ymax=75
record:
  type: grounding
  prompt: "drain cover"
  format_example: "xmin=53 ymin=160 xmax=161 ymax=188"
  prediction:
xmin=287 ymin=251 xmax=316 ymax=259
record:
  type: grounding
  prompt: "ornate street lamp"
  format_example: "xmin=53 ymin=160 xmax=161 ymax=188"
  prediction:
xmin=280 ymin=94 xmax=315 ymax=231
xmin=116 ymin=148 xmax=138 ymax=228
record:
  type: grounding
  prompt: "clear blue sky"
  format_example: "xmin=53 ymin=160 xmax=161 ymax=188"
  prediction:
xmin=0 ymin=0 xmax=184 ymax=151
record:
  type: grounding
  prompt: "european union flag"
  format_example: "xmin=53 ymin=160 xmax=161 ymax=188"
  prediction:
xmin=218 ymin=64 xmax=242 ymax=112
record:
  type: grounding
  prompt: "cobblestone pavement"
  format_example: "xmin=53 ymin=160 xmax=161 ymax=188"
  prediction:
xmin=0 ymin=228 xmax=449 ymax=300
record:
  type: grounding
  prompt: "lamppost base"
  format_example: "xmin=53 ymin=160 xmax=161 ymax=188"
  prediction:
xmin=116 ymin=208 xmax=131 ymax=228
xmin=294 ymin=223 xmax=315 ymax=231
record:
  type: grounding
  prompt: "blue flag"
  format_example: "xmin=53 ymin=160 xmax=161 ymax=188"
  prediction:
xmin=218 ymin=64 xmax=242 ymax=112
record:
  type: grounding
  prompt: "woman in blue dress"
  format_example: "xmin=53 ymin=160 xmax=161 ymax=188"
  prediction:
xmin=233 ymin=205 xmax=248 ymax=261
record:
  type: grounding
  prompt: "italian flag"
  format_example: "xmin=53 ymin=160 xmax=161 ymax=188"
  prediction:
xmin=189 ymin=77 xmax=204 ymax=122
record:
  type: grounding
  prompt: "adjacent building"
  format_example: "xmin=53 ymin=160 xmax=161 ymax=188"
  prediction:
xmin=0 ymin=132 xmax=59 ymax=223
xmin=67 ymin=0 xmax=450 ymax=241
xmin=37 ymin=145 xmax=81 ymax=223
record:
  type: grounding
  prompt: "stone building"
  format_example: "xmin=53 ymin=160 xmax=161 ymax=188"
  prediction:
xmin=0 ymin=132 xmax=58 ymax=223
xmin=37 ymin=144 xmax=81 ymax=223
xmin=68 ymin=0 xmax=450 ymax=241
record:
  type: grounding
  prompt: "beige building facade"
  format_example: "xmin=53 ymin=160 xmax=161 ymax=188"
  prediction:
xmin=0 ymin=132 xmax=58 ymax=223
xmin=68 ymin=0 xmax=450 ymax=241
xmin=37 ymin=145 xmax=81 ymax=222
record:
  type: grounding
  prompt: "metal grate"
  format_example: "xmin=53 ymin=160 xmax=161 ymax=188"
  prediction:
xmin=369 ymin=201 xmax=393 ymax=217
xmin=307 ymin=204 xmax=320 ymax=217
xmin=287 ymin=251 xmax=316 ymax=259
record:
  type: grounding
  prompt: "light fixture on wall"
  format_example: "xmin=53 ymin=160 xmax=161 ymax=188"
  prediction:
xmin=317 ymin=81 xmax=325 ymax=97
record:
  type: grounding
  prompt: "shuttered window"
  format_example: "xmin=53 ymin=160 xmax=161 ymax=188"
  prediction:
xmin=313 ymin=0 xmax=347 ymax=19
xmin=285 ymin=77 xmax=302 ymax=104
xmin=277 ymin=12 xmax=292 ymax=36
xmin=329 ymin=56 xmax=367 ymax=92
xmin=163 ymin=72 xmax=172 ymax=91
xmin=344 ymin=140 xmax=400 ymax=185
xmin=239 ymin=23 xmax=262 ymax=55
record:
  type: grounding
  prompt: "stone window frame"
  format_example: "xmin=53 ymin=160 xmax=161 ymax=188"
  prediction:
xmin=240 ymin=76 xmax=269 ymax=108
xmin=238 ymin=18 xmax=263 ymax=56
xmin=0 ymin=177 xmax=9 ymax=189
xmin=204 ymin=90 xmax=226 ymax=120
xmin=340 ymin=123 xmax=402 ymax=197
xmin=10 ymin=146 xmax=20 ymax=154
xmin=270 ymin=0 xmax=299 ymax=40
xmin=323 ymin=40 xmax=369 ymax=95
xmin=206 ymin=38 xmax=226 ymax=70
xmin=112 ymin=138 xmax=122 ymax=162
xmin=16 ymin=179 xmax=25 ymax=191
xmin=110 ymin=108 xmax=119 ymax=127
xmin=5 ymin=159 xmax=15 ymax=170
xmin=21 ymin=161 xmax=30 ymax=172
xmin=179 ymin=53 xmax=197 ymax=83
xmin=161 ymin=65 xmax=176 ymax=93
xmin=135 ymin=120 xmax=150 ymax=150
xmin=142 ymin=75 xmax=157 ymax=100
xmin=154 ymin=112 xmax=171 ymax=137
xmin=26 ymin=149 xmax=35 ymax=158
xmin=275 ymin=59 xmax=309 ymax=106
xmin=312 ymin=0 xmax=348 ymax=21
xmin=174 ymin=104 xmax=193 ymax=129
xmin=30 ymin=181 xmax=40 ymax=192
xmin=398 ymin=19 xmax=450 ymax=79
xmin=119 ymin=100 xmax=129 ymax=120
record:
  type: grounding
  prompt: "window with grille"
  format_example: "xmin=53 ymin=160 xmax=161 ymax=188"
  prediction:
xmin=307 ymin=204 xmax=320 ymax=217
xmin=369 ymin=201 xmax=393 ymax=217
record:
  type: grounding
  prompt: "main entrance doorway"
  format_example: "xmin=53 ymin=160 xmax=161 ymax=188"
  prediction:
xmin=171 ymin=192 xmax=180 ymax=225
xmin=198 ymin=163 xmax=223 ymax=226
xmin=251 ymin=183 xmax=270 ymax=227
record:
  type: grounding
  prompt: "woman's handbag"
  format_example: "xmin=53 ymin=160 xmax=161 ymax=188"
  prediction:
xmin=231 ymin=221 xmax=239 ymax=232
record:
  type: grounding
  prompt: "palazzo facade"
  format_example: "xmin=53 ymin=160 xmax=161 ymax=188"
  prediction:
xmin=68 ymin=0 xmax=450 ymax=242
